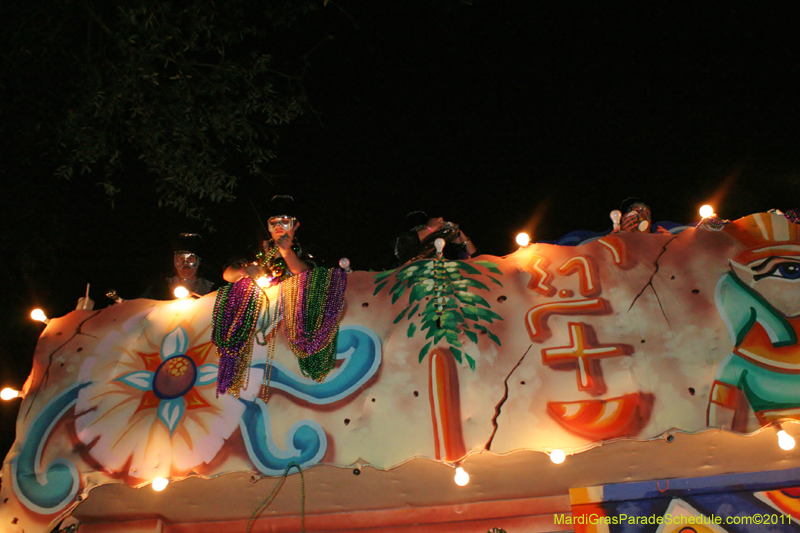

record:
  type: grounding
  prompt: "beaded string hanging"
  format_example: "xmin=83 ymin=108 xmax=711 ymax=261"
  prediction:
xmin=255 ymin=292 xmax=281 ymax=402
xmin=247 ymin=461 xmax=305 ymax=533
xmin=255 ymin=245 xmax=280 ymax=277
xmin=255 ymin=245 xmax=279 ymax=265
xmin=280 ymin=268 xmax=348 ymax=382
xmin=212 ymin=277 xmax=266 ymax=398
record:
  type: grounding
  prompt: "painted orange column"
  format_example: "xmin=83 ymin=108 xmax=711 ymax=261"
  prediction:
xmin=428 ymin=347 xmax=467 ymax=462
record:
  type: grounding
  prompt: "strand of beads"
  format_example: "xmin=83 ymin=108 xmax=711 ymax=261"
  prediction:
xmin=255 ymin=245 xmax=278 ymax=267
xmin=785 ymin=208 xmax=800 ymax=225
xmin=280 ymin=268 xmax=347 ymax=382
xmin=254 ymin=289 xmax=275 ymax=346
xmin=256 ymin=291 xmax=281 ymax=402
xmin=292 ymin=268 xmax=348 ymax=354
xmin=212 ymin=277 xmax=265 ymax=398
xmin=247 ymin=462 xmax=305 ymax=533
xmin=257 ymin=242 xmax=302 ymax=281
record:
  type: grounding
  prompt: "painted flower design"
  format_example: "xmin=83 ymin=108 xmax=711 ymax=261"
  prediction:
xmin=75 ymin=323 xmax=244 ymax=481
xmin=115 ymin=326 xmax=218 ymax=436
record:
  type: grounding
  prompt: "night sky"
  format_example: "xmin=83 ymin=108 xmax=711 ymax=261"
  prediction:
xmin=2 ymin=2 xmax=800 ymax=456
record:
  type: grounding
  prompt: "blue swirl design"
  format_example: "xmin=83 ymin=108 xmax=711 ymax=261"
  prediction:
xmin=242 ymin=325 xmax=382 ymax=474
xmin=252 ymin=325 xmax=382 ymax=404
xmin=239 ymin=402 xmax=327 ymax=476
xmin=11 ymin=382 xmax=90 ymax=513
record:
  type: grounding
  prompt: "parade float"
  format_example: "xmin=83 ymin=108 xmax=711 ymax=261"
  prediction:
xmin=2 ymin=210 xmax=800 ymax=533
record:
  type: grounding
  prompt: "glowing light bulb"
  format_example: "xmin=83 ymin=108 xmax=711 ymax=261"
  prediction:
xmin=434 ymin=238 xmax=445 ymax=256
xmin=173 ymin=286 xmax=190 ymax=299
xmin=30 ymin=309 xmax=49 ymax=324
xmin=339 ymin=257 xmax=351 ymax=272
xmin=454 ymin=466 xmax=470 ymax=486
xmin=699 ymin=205 xmax=715 ymax=218
xmin=778 ymin=430 xmax=796 ymax=451
xmin=549 ymin=449 xmax=566 ymax=464
xmin=152 ymin=477 xmax=169 ymax=491
xmin=1 ymin=388 xmax=21 ymax=401
xmin=256 ymin=276 xmax=271 ymax=288
xmin=515 ymin=232 xmax=530 ymax=247
xmin=609 ymin=210 xmax=622 ymax=232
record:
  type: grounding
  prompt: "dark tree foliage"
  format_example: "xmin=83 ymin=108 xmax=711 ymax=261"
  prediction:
xmin=0 ymin=0 xmax=337 ymax=354
xmin=52 ymin=0 xmax=324 ymax=223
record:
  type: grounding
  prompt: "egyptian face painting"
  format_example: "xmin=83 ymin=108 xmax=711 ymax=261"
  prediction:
xmin=709 ymin=213 xmax=800 ymax=431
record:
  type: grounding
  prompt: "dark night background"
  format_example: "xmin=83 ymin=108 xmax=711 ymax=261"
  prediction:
xmin=2 ymin=2 xmax=799 ymax=458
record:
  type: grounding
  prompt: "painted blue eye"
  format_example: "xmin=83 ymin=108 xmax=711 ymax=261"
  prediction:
xmin=776 ymin=262 xmax=800 ymax=280
xmin=753 ymin=260 xmax=800 ymax=282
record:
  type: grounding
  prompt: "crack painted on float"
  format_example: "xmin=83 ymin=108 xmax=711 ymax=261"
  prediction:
xmin=25 ymin=311 xmax=102 ymax=420
xmin=485 ymin=344 xmax=532 ymax=451
xmin=628 ymin=234 xmax=680 ymax=325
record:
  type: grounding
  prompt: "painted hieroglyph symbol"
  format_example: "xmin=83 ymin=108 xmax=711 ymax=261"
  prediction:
xmin=557 ymin=256 xmax=601 ymax=297
xmin=547 ymin=393 xmax=650 ymax=440
xmin=523 ymin=241 xmax=650 ymax=439
xmin=525 ymin=298 xmax=607 ymax=342
xmin=542 ymin=322 xmax=630 ymax=395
